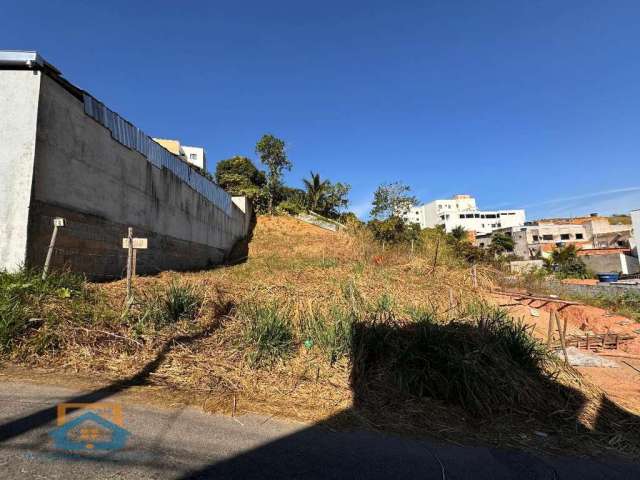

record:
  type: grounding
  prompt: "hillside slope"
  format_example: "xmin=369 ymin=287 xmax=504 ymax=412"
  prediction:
xmin=2 ymin=215 xmax=639 ymax=458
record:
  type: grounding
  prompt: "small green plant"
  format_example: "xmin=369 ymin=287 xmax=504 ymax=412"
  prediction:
xmin=375 ymin=293 xmax=394 ymax=313
xmin=135 ymin=281 xmax=203 ymax=328
xmin=163 ymin=281 xmax=203 ymax=322
xmin=301 ymin=307 xmax=354 ymax=364
xmin=240 ymin=303 xmax=294 ymax=366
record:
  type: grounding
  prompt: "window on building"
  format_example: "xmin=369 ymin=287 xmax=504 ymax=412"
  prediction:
xmin=486 ymin=214 xmax=496 ymax=218
xmin=576 ymin=233 xmax=584 ymax=239
xmin=532 ymin=235 xmax=539 ymax=241
xmin=460 ymin=214 xmax=465 ymax=219
xmin=560 ymin=234 xmax=570 ymax=240
xmin=542 ymin=234 xmax=553 ymax=241
xmin=189 ymin=153 xmax=198 ymax=160
xmin=474 ymin=214 xmax=480 ymax=218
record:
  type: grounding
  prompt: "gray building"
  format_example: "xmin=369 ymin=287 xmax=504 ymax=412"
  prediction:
xmin=0 ymin=51 xmax=251 ymax=279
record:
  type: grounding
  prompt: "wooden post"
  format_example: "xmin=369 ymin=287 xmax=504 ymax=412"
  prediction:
xmin=449 ymin=287 xmax=455 ymax=311
xmin=126 ymin=227 xmax=133 ymax=301
xmin=411 ymin=239 xmax=414 ymax=256
xmin=471 ymin=264 xmax=478 ymax=288
xmin=132 ymin=248 xmax=137 ymax=278
xmin=42 ymin=218 xmax=65 ymax=280
xmin=432 ymin=236 xmax=440 ymax=270
xmin=554 ymin=311 xmax=569 ymax=364
xmin=546 ymin=311 xmax=554 ymax=347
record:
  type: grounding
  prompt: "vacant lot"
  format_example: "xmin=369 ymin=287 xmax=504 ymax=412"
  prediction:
xmin=1 ymin=216 xmax=639 ymax=458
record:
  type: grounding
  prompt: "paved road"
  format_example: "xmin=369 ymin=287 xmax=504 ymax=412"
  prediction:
xmin=0 ymin=381 xmax=639 ymax=479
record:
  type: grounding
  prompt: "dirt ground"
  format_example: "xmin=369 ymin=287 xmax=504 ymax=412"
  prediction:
xmin=493 ymin=293 xmax=640 ymax=414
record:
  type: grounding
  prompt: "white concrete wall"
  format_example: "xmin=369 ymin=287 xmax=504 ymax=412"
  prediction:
xmin=631 ymin=209 xmax=640 ymax=254
xmin=0 ymin=69 xmax=249 ymax=278
xmin=0 ymin=70 xmax=41 ymax=271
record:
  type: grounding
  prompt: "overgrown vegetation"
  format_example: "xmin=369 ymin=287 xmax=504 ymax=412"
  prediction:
xmin=239 ymin=303 xmax=294 ymax=366
xmin=0 ymin=269 xmax=85 ymax=351
xmin=351 ymin=303 xmax=556 ymax=417
xmin=544 ymin=244 xmax=590 ymax=279
xmin=1 ymin=217 xmax=637 ymax=457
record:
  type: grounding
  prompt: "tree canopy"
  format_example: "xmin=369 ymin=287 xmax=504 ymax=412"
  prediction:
xmin=370 ymin=182 xmax=418 ymax=220
xmin=256 ymin=134 xmax=292 ymax=213
xmin=215 ymin=156 xmax=266 ymax=198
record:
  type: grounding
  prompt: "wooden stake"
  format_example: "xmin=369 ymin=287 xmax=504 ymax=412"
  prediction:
xmin=546 ymin=311 xmax=554 ymax=348
xmin=42 ymin=223 xmax=60 ymax=280
xmin=411 ymin=239 xmax=414 ymax=255
xmin=132 ymin=248 xmax=137 ymax=278
xmin=448 ymin=287 xmax=455 ymax=310
xmin=126 ymin=227 xmax=133 ymax=301
xmin=554 ymin=311 xmax=569 ymax=365
xmin=471 ymin=264 xmax=478 ymax=288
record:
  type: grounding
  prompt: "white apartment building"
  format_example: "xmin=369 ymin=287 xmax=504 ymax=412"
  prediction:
xmin=404 ymin=194 xmax=525 ymax=235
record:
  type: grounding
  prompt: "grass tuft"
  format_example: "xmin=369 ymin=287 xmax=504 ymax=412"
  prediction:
xmin=239 ymin=303 xmax=294 ymax=367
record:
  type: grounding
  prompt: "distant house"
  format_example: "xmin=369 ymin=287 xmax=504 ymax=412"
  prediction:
xmin=153 ymin=138 xmax=207 ymax=171
xmin=481 ymin=214 xmax=635 ymax=260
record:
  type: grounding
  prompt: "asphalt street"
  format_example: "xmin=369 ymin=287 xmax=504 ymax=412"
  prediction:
xmin=0 ymin=380 xmax=639 ymax=479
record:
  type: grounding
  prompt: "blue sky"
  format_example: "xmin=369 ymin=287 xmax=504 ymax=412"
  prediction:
xmin=4 ymin=0 xmax=640 ymax=220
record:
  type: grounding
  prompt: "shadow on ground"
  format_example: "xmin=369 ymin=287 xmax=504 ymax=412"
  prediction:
xmin=1 ymin=315 xmax=639 ymax=479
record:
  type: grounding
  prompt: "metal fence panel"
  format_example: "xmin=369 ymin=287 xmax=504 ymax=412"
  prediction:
xmin=83 ymin=93 xmax=232 ymax=216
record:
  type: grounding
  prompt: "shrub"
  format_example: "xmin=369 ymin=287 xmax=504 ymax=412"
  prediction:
xmin=240 ymin=303 xmax=294 ymax=366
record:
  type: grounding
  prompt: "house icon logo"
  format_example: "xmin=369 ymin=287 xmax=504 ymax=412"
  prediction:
xmin=49 ymin=405 xmax=131 ymax=452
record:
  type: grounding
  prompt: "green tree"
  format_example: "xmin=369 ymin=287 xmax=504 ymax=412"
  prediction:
xmin=545 ymin=244 xmax=588 ymax=278
xmin=449 ymin=225 xmax=468 ymax=243
xmin=489 ymin=232 xmax=515 ymax=254
xmin=255 ymin=134 xmax=292 ymax=214
xmin=368 ymin=217 xmax=421 ymax=245
xmin=370 ymin=182 xmax=418 ymax=220
xmin=303 ymin=171 xmax=330 ymax=211
xmin=319 ymin=181 xmax=350 ymax=218
xmin=215 ymin=156 xmax=266 ymax=197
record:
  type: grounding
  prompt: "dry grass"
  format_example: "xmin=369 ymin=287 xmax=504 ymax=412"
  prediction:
xmin=2 ymin=215 xmax=639 ymax=458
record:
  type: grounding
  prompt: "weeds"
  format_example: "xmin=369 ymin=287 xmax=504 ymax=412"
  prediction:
xmin=351 ymin=304 xmax=561 ymax=418
xmin=0 ymin=268 xmax=85 ymax=351
xmin=301 ymin=307 xmax=354 ymax=364
xmin=134 ymin=281 xmax=203 ymax=328
xmin=239 ymin=303 xmax=294 ymax=366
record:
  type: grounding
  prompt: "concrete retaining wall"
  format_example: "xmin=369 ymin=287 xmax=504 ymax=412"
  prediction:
xmin=1 ymin=69 xmax=250 ymax=279
xmin=0 ymin=70 xmax=41 ymax=271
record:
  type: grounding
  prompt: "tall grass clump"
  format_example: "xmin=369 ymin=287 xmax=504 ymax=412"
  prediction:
xmin=302 ymin=307 xmax=354 ymax=364
xmin=239 ymin=303 xmax=294 ymax=367
xmin=351 ymin=304 xmax=574 ymax=418
xmin=136 ymin=281 xmax=203 ymax=327
xmin=0 ymin=268 xmax=85 ymax=351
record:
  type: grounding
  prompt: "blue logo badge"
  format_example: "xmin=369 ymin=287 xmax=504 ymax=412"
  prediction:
xmin=49 ymin=411 xmax=131 ymax=452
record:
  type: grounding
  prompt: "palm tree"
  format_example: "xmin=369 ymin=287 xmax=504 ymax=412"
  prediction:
xmin=302 ymin=171 xmax=330 ymax=211
xmin=450 ymin=225 xmax=467 ymax=243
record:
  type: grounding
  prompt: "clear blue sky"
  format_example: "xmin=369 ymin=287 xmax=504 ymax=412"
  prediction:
xmin=4 ymin=0 xmax=640 ymax=220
